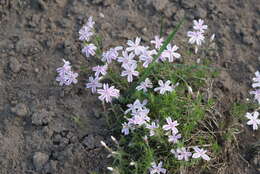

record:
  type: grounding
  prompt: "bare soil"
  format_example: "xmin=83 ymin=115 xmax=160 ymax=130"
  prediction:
xmin=0 ymin=0 xmax=259 ymax=174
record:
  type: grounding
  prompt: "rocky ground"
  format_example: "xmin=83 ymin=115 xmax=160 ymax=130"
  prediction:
xmin=0 ymin=0 xmax=259 ymax=174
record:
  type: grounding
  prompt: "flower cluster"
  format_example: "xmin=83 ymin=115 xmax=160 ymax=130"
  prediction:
xmin=56 ymin=59 xmax=78 ymax=86
xmin=187 ymin=19 xmax=207 ymax=47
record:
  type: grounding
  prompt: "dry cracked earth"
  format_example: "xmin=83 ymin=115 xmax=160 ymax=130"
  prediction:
xmin=0 ymin=0 xmax=259 ymax=174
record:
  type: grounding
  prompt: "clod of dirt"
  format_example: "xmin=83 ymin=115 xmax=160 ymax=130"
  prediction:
xmin=9 ymin=57 xmax=21 ymax=73
xmin=16 ymin=38 xmax=42 ymax=56
xmin=180 ymin=0 xmax=195 ymax=9
xmin=11 ymin=103 xmax=28 ymax=117
xmin=82 ymin=134 xmax=95 ymax=149
xmin=152 ymin=0 xmax=169 ymax=11
xmin=33 ymin=152 xmax=49 ymax=171
xmin=32 ymin=109 xmax=53 ymax=126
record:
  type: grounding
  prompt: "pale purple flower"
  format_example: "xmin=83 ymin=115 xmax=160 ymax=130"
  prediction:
xmin=139 ymin=49 xmax=157 ymax=68
xmin=136 ymin=78 xmax=153 ymax=92
xmin=146 ymin=122 xmax=159 ymax=136
xmin=125 ymin=99 xmax=148 ymax=114
xmin=126 ymin=37 xmax=145 ymax=55
xmin=56 ymin=59 xmax=78 ymax=86
xmin=168 ymin=133 xmax=181 ymax=144
xmin=122 ymin=122 xmax=131 ymax=135
xmin=97 ymin=84 xmax=120 ymax=103
xmin=86 ymin=76 xmax=102 ymax=93
xmin=192 ymin=146 xmax=210 ymax=161
xmin=92 ymin=64 xmax=108 ymax=77
xmin=79 ymin=26 xmax=93 ymax=41
xmin=117 ymin=51 xmax=137 ymax=68
xmin=252 ymin=71 xmax=260 ymax=88
xmin=161 ymin=44 xmax=181 ymax=62
xmin=130 ymin=114 xmax=150 ymax=126
xmin=245 ymin=111 xmax=260 ymax=130
xmin=102 ymin=46 xmax=123 ymax=63
xmin=86 ymin=16 xmax=95 ymax=29
xmin=250 ymin=89 xmax=260 ymax=104
xmin=162 ymin=117 xmax=179 ymax=134
xmin=193 ymin=19 xmax=208 ymax=32
xmin=121 ymin=63 xmax=139 ymax=82
xmin=174 ymin=147 xmax=192 ymax=161
xmin=149 ymin=161 xmax=166 ymax=174
xmin=82 ymin=44 xmax=97 ymax=57
xmin=187 ymin=31 xmax=205 ymax=46
xmin=151 ymin=36 xmax=164 ymax=49
xmin=154 ymin=80 xmax=177 ymax=94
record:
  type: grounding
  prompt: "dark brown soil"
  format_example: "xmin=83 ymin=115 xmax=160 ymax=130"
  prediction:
xmin=0 ymin=0 xmax=259 ymax=174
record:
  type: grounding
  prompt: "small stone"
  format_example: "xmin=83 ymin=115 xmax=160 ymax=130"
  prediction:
xmin=152 ymin=0 xmax=169 ymax=11
xmin=32 ymin=109 xmax=52 ymax=126
xmin=11 ymin=103 xmax=28 ymax=117
xmin=9 ymin=57 xmax=21 ymax=73
xmin=82 ymin=135 xmax=95 ymax=149
xmin=33 ymin=152 xmax=49 ymax=171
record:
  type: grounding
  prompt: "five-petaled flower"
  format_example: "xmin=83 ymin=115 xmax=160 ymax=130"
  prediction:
xmin=97 ymin=83 xmax=120 ymax=103
xmin=187 ymin=31 xmax=205 ymax=46
xmin=149 ymin=161 xmax=166 ymax=174
xmin=168 ymin=133 xmax=181 ymax=144
xmin=154 ymin=80 xmax=178 ymax=94
xmin=162 ymin=117 xmax=179 ymax=134
xmin=86 ymin=76 xmax=102 ymax=93
xmin=126 ymin=37 xmax=145 ymax=55
xmin=245 ymin=111 xmax=260 ymax=130
xmin=82 ymin=44 xmax=97 ymax=57
xmin=151 ymin=36 xmax=164 ymax=49
xmin=121 ymin=63 xmax=139 ymax=82
xmin=136 ymin=78 xmax=153 ymax=92
xmin=92 ymin=64 xmax=108 ymax=77
xmin=192 ymin=146 xmax=210 ymax=161
xmin=172 ymin=147 xmax=192 ymax=161
xmin=193 ymin=19 xmax=208 ymax=32
xmin=162 ymin=44 xmax=181 ymax=62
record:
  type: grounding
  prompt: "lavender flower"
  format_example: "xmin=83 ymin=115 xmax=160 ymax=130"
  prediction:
xmin=154 ymin=80 xmax=178 ymax=94
xmin=121 ymin=63 xmax=139 ymax=82
xmin=86 ymin=76 xmax=102 ymax=93
xmin=245 ymin=111 xmax=260 ymax=130
xmin=126 ymin=37 xmax=145 ymax=55
xmin=82 ymin=44 xmax=97 ymax=57
xmin=151 ymin=36 xmax=164 ymax=49
xmin=250 ymin=89 xmax=260 ymax=104
xmin=125 ymin=99 xmax=148 ymax=114
xmin=136 ymin=78 xmax=153 ymax=92
xmin=97 ymin=83 xmax=120 ymax=103
xmin=193 ymin=19 xmax=208 ymax=32
xmin=161 ymin=44 xmax=181 ymax=62
xmin=79 ymin=16 xmax=95 ymax=41
xmin=192 ymin=147 xmax=210 ymax=161
xmin=252 ymin=71 xmax=260 ymax=88
xmin=173 ymin=147 xmax=192 ymax=161
xmin=122 ymin=122 xmax=131 ymax=135
xmin=187 ymin=31 xmax=205 ymax=46
xmin=139 ymin=49 xmax=157 ymax=68
xmin=162 ymin=117 xmax=179 ymax=134
xmin=56 ymin=59 xmax=78 ymax=86
xmin=146 ymin=121 xmax=159 ymax=136
xmin=168 ymin=133 xmax=181 ymax=144
xmin=102 ymin=46 xmax=123 ymax=63
xmin=92 ymin=64 xmax=108 ymax=77
xmin=117 ymin=51 xmax=137 ymax=68
xmin=149 ymin=161 xmax=166 ymax=174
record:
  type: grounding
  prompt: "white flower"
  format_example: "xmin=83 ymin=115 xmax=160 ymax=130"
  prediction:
xmin=252 ymin=71 xmax=260 ymax=88
xmin=187 ymin=31 xmax=205 ymax=46
xmin=117 ymin=51 xmax=137 ymax=68
xmin=102 ymin=46 xmax=123 ymax=63
xmin=250 ymin=89 xmax=260 ymax=104
xmin=56 ymin=59 xmax=78 ymax=86
xmin=151 ymin=36 xmax=164 ymax=49
xmin=122 ymin=122 xmax=131 ymax=135
xmin=79 ymin=26 xmax=93 ymax=41
xmin=125 ymin=99 xmax=148 ymax=114
xmin=146 ymin=121 xmax=159 ymax=136
xmin=121 ymin=63 xmax=139 ymax=82
xmin=161 ymin=44 xmax=181 ymax=62
xmin=192 ymin=146 xmax=210 ymax=161
xmin=154 ymin=80 xmax=178 ymax=94
xmin=126 ymin=37 xmax=145 ymax=55
xmin=245 ymin=111 xmax=260 ymax=130
xmin=168 ymin=133 xmax=181 ymax=143
xmin=92 ymin=64 xmax=107 ymax=77
xmin=82 ymin=44 xmax=97 ymax=57
xmin=210 ymin=34 xmax=215 ymax=42
xmin=86 ymin=76 xmax=102 ymax=93
xmin=97 ymin=84 xmax=120 ymax=103
xmin=162 ymin=117 xmax=179 ymax=134
xmin=173 ymin=147 xmax=192 ymax=161
xmin=86 ymin=16 xmax=95 ymax=29
xmin=193 ymin=19 xmax=208 ymax=32
xmin=136 ymin=78 xmax=153 ymax=92
xmin=139 ymin=49 xmax=157 ymax=68
xmin=149 ymin=161 xmax=166 ymax=174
